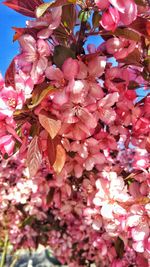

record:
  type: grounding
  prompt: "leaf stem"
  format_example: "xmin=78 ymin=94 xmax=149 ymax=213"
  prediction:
xmin=0 ymin=233 xmax=9 ymax=267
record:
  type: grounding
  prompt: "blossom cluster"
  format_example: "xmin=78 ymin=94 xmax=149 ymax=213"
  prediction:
xmin=0 ymin=0 xmax=150 ymax=266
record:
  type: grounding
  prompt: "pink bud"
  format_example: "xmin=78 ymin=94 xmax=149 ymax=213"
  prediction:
xmin=100 ymin=7 xmax=120 ymax=32
xmin=106 ymin=37 xmax=123 ymax=54
xmin=109 ymin=0 xmax=137 ymax=25
xmin=119 ymin=1 xmax=137 ymax=25
xmin=88 ymin=56 xmax=106 ymax=77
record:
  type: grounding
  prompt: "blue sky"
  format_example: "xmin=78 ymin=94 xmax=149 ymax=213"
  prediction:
xmin=0 ymin=2 xmax=30 ymax=75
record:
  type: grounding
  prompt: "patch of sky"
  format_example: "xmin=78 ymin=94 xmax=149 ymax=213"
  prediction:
xmin=136 ymin=87 xmax=150 ymax=101
xmin=0 ymin=4 xmax=31 ymax=76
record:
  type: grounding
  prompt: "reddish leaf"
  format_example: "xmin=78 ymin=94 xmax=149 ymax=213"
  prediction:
xmin=26 ymin=136 xmax=42 ymax=177
xmin=130 ymin=17 xmax=149 ymax=36
xmin=3 ymin=0 xmax=43 ymax=17
xmin=47 ymin=135 xmax=66 ymax=173
xmin=114 ymin=27 xmax=140 ymax=42
xmin=146 ymin=21 xmax=150 ymax=36
xmin=134 ymin=0 xmax=148 ymax=5
xmin=119 ymin=48 xmax=142 ymax=66
xmin=46 ymin=187 xmax=55 ymax=204
xmin=5 ymin=59 xmax=16 ymax=88
xmin=39 ymin=113 xmax=61 ymax=139
xmin=53 ymin=144 xmax=66 ymax=173
xmin=47 ymin=135 xmax=57 ymax=166
xmin=62 ymin=4 xmax=77 ymax=31
xmin=12 ymin=27 xmax=25 ymax=42
xmin=12 ymin=27 xmax=39 ymax=41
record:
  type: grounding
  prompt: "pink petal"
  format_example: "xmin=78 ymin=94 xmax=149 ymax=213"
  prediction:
xmin=37 ymin=39 xmax=51 ymax=57
xmin=62 ymin=58 xmax=79 ymax=81
xmin=88 ymin=56 xmax=106 ymax=77
xmin=78 ymin=107 xmax=97 ymax=128
xmin=45 ymin=66 xmax=64 ymax=81
xmin=98 ymin=92 xmax=119 ymax=108
xmin=131 ymin=223 xmax=149 ymax=241
xmin=119 ymin=1 xmax=137 ymax=25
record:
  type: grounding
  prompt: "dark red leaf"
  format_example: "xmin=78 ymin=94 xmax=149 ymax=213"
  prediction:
xmin=3 ymin=0 xmax=44 ymax=17
xmin=130 ymin=17 xmax=149 ymax=36
xmin=12 ymin=27 xmax=39 ymax=41
xmin=5 ymin=59 xmax=16 ymax=88
xmin=46 ymin=187 xmax=55 ymax=205
xmin=47 ymin=135 xmax=58 ymax=166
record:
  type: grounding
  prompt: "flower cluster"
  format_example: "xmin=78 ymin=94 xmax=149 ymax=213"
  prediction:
xmin=0 ymin=0 xmax=150 ymax=266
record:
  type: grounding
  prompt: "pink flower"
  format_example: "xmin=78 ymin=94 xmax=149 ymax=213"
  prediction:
xmin=101 ymin=7 xmax=120 ymax=32
xmin=105 ymin=67 xmax=129 ymax=92
xmin=134 ymin=117 xmax=150 ymax=135
xmin=97 ymin=92 xmax=119 ymax=124
xmin=3 ymin=137 xmax=15 ymax=156
xmin=106 ymin=37 xmax=136 ymax=59
xmin=45 ymin=66 xmax=64 ymax=84
xmin=18 ymin=34 xmax=51 ymax=83
xmin=60 ymin=104 xmax=97 ymax=140
xmin=0 ymin=86 xmax=23 ymax=119
xmin=109 ymin=0 xmax=137 ymax=25
xmin=15 ymin=70 xmax=34 ymax=100
xmin=27 ymin=7 xmax=62 ymax=39
xmin=0 ymin=133 xmax=15 ymax=156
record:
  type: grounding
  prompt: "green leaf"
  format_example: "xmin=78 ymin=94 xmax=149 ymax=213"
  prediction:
xmin=20 ymin=216 xmax=34 ymax=228
xmin=28 ymin=84 xmax=55 ymax=109
xmin=92 ymin=11 xmax=101 ymax=29
xmin=115 ymin=237 xmax=124 ymax=258
xmin=53 ymin=45 xmax=76 ymax=68
xmin=78 ymin=10 xmax=91 ymax=22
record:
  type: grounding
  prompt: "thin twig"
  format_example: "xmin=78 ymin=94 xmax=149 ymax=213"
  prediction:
xmin=0 ymin=233 xmax=9 ymax=267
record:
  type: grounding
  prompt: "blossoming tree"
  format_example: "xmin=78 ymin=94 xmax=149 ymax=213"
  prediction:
xmin=0 ymin=0 xmax=150 ymax=266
